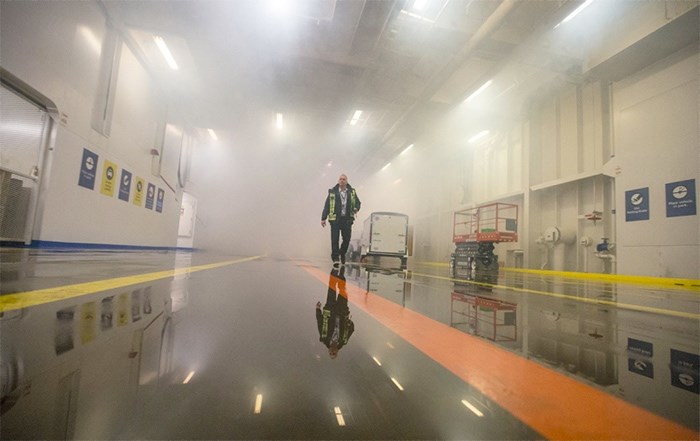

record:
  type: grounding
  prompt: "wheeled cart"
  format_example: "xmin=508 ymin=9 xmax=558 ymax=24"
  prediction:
xmin=360 ymin=212 xmax=410 ymax=267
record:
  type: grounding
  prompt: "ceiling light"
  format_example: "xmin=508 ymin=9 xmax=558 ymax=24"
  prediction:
xmin=400 ymin=144 xmax=414 ymax=155
xmin=390 ymin=377 xmax=404 ymax=391
xmin=465 ymin=80 xmax=492 ymax=103
xmin=207 ymin=129 xmax=218 ymax=141
xmin=399 ymin=9 xmax=435 ymax=23
xmin=350 ymin=110 xmax=362 ymax=126
xmin=469 ymin=130 xmax=490 ymax=144
xmin=555 ymin=0 xmax=594 ymax=28
xmin=372 ymin=356 xmax=382 ymax=366
xmin=276 ymin=113 xmax=284 ymax=129
xmin=183 ymin=371 xmax=195 ymax=384
xmin=254 ymin=394 xmax=263 ymax=414
xmin=153 ymin=36 xmax=179 ymax=70
xmin=326 ymin=160 xmax=333 ymax=167
xmin=412 ymin=0 xmax=428 ymax=10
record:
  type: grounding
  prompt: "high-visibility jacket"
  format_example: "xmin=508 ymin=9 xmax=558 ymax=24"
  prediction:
xmin=321 ymin=184 xmax=361 ymax=222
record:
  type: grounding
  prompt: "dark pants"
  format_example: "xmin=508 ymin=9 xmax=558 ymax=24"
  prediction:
xmin=330 ymin=218 xmax=352 ymax=261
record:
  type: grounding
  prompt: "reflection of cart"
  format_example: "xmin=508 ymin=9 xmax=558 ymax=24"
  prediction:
xmin=452 ymin=203 xmax=518 ymax=284
xmin=451 ymin=291 xmax=517 ymax=342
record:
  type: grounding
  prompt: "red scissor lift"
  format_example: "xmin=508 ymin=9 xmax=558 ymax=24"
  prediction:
xmin=452 ymin=203 xmax=518 ymax=284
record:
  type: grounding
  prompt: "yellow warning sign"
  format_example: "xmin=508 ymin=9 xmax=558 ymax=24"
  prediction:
xmin=133 ymin=176 xmax=145 ymax=206
xmin=101 ymin=160 xmax=118 ymax=197
xmin=80 ymin=301 xmax=97 ymax=344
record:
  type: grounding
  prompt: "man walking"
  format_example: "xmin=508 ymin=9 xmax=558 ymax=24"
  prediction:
xmin=321 ymin=173 xmax=361 ymax=266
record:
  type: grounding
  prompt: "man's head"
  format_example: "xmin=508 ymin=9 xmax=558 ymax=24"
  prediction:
xmin=338 ymin=174 xmax=348 ymax=189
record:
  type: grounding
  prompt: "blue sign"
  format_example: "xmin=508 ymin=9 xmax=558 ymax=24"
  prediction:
xmin=627 ymin=338 xmax=654 ymax=378
xmin=145 ymin=183 xmax=155 ymax=210
xmin=156 ymin=188 xmax=164 ymax=213
xmin=670 ymin=349 xmax=699 ymax=394
xmin=118 ymin=169 xmax=132 ymax=202
xmin=625 ymin=187 xmax=649 ymax=221
xmin=666 ymin=179 xmax=696 ymax=217
xmin=78 ymin=148 xmax=98 ymax=190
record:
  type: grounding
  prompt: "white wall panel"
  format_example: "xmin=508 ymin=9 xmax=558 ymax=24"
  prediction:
xmin=559 ymin=86 xmax=579 ymax=177
xmin=613 ymin=47 xmax=699 ymax=277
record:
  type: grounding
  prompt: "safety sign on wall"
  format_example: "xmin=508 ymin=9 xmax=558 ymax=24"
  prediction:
xmin=666 ymin=179 xmax=696 ymax=218
xmin=625 ymin=187 xmax=649 ymax=221
xmin=145 ymin=182 xmax=155 ymax=209
xmin=78 ymin=148 xmax=98 ymax=190
xmin=133 ymin=177 xmax=145 ymax=206
xmin=627 ymin=338 xmax=654 ymax=379
xmin=100 ymin=160 xmax=118 ymax=197
xmin=670 ymin=349 xmax=699 ymax=394
xmin=118 ymin=169 xmax=132 ymax=202
xmin=156 ymin=188 xmax=165 ymax=213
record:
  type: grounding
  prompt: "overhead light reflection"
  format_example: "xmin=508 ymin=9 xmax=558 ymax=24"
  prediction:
xmin=334 ymin=406 xmax=346 ymax=426
xmin=413 ymin=0 xmax=428 ymax=10
xmin=154 ymin=36 xmax=179 ymax=70
xmin=381 ymin=162 xmax=391 ymax=171
xmin=461 ymin=399 xmax=484 ymax=417
xmin=183 ymin=371 xmax=195 ymax=384
xmin=254 ymin=394 xmax=263 ymax=414
xmin=372 ymin=356 xmax=382 ymax=366
xmin=207 ymin=129 xmax=218 ymax=141
xmin=465 ymin=80 xmax=492 ymax=103
xmin=390 ymin=377 xmax=404 ymax=391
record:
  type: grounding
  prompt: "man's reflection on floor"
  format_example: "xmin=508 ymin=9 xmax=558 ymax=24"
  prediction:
xmin=315 ymin=266 xmax=355 ymax=359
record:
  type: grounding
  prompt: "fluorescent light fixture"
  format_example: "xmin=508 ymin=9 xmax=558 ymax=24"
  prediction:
xmin=183 ymin=371 xmax=195 ymax=384
xmin=254 ymin=394 xmax=263 ymax=414
xmin=350 ymin=110 xmax=362 ymax=126
xmin=468 ymin=130 xmax=490 ymax=144
xmin=390 ymin=377 xmax=404 ymax=391
xmin=400 ymin=144 xmax=414 ymax=155
xmin=372 ymin=356 xmax=382 ymax=366
xmin=412 ymin=0 xmax=428 ymax=10
xmin=399 ymin=9 xmax=435 ymax=23
xmin=276 ymin=113 xmax=284 ymax=129
xmin=381 ymin=162 xmax=391 ymax=171
xmin=555 ymin=0 xmax=594 ymax=28
xmin=461 ymin=399 xmax=484 ymax=417
xmin=465 ymin=80 xmax=492 ymax=103
xmin=154 ymin=36 xmax=179 ymax=70
xmin=334 ymin=406 xmax=346 ymax=426
xmin=207 ymin=129 xmax=218 ymax=141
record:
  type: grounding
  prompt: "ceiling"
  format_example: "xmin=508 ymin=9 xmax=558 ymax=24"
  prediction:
xmin=98 ymin=0 xmax=626 ymax=180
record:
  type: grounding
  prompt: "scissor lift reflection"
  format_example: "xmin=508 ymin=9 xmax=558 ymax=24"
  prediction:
xmin=451 ymin=290 xmax=517 ymax=342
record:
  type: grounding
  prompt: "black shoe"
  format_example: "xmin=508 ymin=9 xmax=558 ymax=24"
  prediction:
xmin=340 ymin=255 xmax=346 ymax=264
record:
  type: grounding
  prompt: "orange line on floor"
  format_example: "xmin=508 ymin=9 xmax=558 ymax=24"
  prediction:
xmin=301 ymin=264 xmax=698 ymax=441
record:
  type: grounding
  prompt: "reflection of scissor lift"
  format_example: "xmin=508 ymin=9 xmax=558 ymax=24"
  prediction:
xmin=451 ymin=291 xmax=517 ymax=342
xmin=452 ymin=203 xmax=518 ymax=284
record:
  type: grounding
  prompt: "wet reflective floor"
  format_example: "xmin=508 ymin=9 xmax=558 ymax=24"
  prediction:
xmin=1 ymin=250 xmax=698 ymax=440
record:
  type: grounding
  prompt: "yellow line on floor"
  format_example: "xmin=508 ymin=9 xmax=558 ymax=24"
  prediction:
xmin=409 ymin=271 xmax=700 ymax=320
xmin=0 ymin=255 xmax=262 ymax=313
xmin=417 ymin=261 xmax=700 ymax=289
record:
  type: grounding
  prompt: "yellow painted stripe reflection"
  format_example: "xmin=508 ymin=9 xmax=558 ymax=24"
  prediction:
xmin=409 ymin=271 xmax=700 ymax=321
xmin=0 ymin=256 xmax=262 ymax=313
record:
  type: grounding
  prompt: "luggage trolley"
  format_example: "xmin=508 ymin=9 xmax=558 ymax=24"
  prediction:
xmin=451 ymin=203 xmax=518 ymax=284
